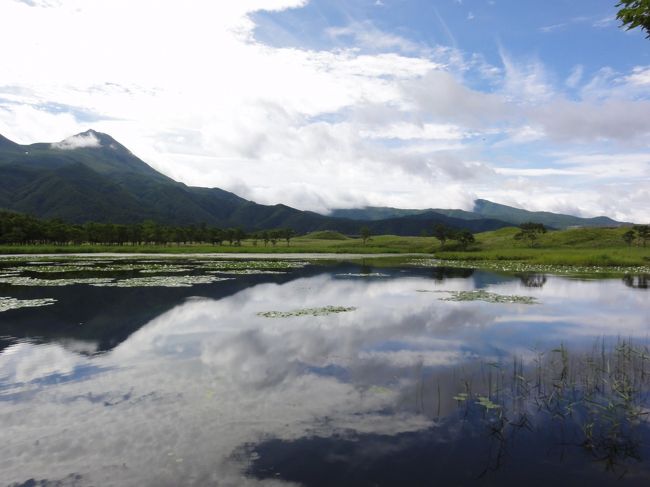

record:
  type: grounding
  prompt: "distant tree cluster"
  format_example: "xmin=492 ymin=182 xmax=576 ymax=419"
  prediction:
xmin=514 ymin=222 xmax=547 ymax=247
xmin=433 ymin=224 xmax=475 ymax=250
xmin=0 ymin=211 xmax=298 ymax=247
xmin=623 ymin=225 xmax=650 ymax=247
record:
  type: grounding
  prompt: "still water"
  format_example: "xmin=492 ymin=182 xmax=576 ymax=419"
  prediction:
xmin=0 ymin=257 xmax=649 ymax=486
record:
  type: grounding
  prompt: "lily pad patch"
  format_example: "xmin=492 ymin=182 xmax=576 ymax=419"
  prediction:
xmin=0 ymin=297 xmax=57 ymax=312
xmin=434 ymin=289 xmax=537 ymax=304
xmin=257 ymin=305 xmax=357 ymax=318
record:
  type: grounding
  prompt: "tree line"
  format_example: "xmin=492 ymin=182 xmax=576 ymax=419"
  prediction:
xmin=0 ymin=211 xmax=297 ymax=246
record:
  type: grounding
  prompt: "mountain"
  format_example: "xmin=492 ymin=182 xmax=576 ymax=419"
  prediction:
xmin=329 ymin=200 xmax=626 ymax=230
xmin=471 ymin=199 xmax=624 ymax=229
xmin=0 ymin=131 xmax=513 ymax=235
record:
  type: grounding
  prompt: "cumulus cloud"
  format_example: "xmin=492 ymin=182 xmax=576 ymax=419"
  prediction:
xmin=533 ymin=99 xmax=650 ymax=143
xmin=51 ymin=132 xmax=101 ymax=150
xmin=0 ymin=0 xmax=648 ymax=219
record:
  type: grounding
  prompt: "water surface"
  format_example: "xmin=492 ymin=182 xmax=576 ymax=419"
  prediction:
xmin=0 ymin=257 xmax=648 ymax=486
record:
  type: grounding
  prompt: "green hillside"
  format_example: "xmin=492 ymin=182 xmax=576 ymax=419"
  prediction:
xmin=472 ymin=199 xmax=624 ymax=229
xmin=0 ymin=131 xmax=512 ymax=235
xmin=329 ymin=200 xmax=626 ymax=229
xmin=434 ymin=226 xmax=650 ymax=267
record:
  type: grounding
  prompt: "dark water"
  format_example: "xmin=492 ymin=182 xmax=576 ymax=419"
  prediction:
xmin=0 ymin=257 xmax=649 ymax=486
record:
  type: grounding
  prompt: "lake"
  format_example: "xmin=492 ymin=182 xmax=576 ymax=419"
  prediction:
xmin=1 ymin=256 xmax=649 ymax=486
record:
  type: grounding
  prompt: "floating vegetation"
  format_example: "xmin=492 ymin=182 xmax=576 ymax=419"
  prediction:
xmin=409 ymin=258 xmax=650 ymax=275
xmin=0 ymin=276 xmax=115 ymax=287
xmin=197 ymin=260 xmax=308 ymax=270
xmin=0 ymin=272 xmax=21 ymax=278
xmin=257 ymin=305 xmax=357 ymax=318
xmin=208 ymin=269 xmax=286 ymax=275
xmin=138 ymin=266 xmax=193 ymax=274
xmin=7 ymin=263 xmax=194 ymax=274
xmin=426 ymin=289 xmax=538 ymax=304
xmin=335 ymin=273 xmax=390 ymax=278
xmin=0 ymin=296 xmax=57 ymax=312
xmin=90 ymin=275 xmax=231 ymax=288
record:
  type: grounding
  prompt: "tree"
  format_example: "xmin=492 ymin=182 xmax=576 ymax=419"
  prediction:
xmin=456 ymin=230 xmax=475 ymax=250
xmin=261 ymin=230 xmax=270 ymax=247
xmin=283 ymin=228 xmax=296 ymax=246
xmin=514 ymin=222 xmax=546 ymax=247
xmin=616 ymin=0 xmax=650 ymax=38
xmin=623 ymin=229 xmax=636 ymax=247
xmin=633 ymin=224 xmax=650 ymax=247
xmin=360 ymin=226 xmax=371 ymax=245
xmin=433 ymin=224 xmax=451 ymax=248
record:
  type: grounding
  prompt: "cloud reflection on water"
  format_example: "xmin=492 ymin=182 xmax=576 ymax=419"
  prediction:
xmin=0 ymin=271 xmax=648 ymax=485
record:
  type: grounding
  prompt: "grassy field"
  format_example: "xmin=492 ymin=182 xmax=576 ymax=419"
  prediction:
xmin=1 ymin=227 xmax=648 ymax=268
xmin=435 ymin=227 xmax=650 ymax=267
xmin=0 ymin=233 xmax=436 ymax=255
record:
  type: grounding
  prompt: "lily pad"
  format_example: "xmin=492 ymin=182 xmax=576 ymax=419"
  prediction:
xmin=437 ymin=290 xmax=537 ymax=304
xmin=208 ymin=269 xmax=286 ymax=275
xmin=409 ymin=258 xmax=650 ymax=276
xmin=0 ymin=276 xmax=115 ymax=287
xmin=90 ymin=275 xmax=231 ymax=288
xmin=197 ymin=260 xmax=308 ymax=270
xmin=336 ymin=273 xmax=390 ymax=278
xmin=257 ymin=305 xmax=357 ymax=318
xmin=0 ymin=296 xmax=57 ymax=312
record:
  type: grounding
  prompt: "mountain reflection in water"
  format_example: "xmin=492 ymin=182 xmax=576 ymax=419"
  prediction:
xmin=0 ymin=260 xmax=649 ymax=486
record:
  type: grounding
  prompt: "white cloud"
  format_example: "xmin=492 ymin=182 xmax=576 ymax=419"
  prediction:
xmin=51 ymin=132 xmax=101 ymax=150
xmin=0 ymin=0 xmax=648 ymax=220
xmin=565 ymin=64 xmax=583 ymax=88
xmin=499 ymin=49 xmax=554 ymax=103
xmin=533 ymin=99 xmax=650 ymax=143
xmin=326 ymin=21 xmax=422 ymax=53
xmin=593 ymin=16 xmax=615 ymax=28
xmin=625 ymin=66 xmax=650 ymax=86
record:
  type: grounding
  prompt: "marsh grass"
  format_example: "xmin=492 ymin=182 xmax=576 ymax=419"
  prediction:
xmin=445 ymin=340 xmax=650 ymax=476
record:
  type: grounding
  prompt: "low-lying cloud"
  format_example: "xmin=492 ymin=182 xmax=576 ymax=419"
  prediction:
xmin=51 ymin=132 xmax=101 ymax=150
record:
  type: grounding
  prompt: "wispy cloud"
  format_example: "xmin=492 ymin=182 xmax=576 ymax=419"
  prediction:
xmin=326 ymin=21 xmax=421 ymax=53
xmin=539 ymin=23 xmax=567 ymax=33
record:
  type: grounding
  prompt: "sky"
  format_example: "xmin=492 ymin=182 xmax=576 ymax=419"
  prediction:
xmin=0 ymin=0 xmax=649 ymax=221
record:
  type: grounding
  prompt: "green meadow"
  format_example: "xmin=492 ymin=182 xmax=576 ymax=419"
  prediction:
xmin=1 ymin=227 xmax=648 ymax=269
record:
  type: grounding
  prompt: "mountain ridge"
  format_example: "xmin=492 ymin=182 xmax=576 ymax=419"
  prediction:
xmin=329 ymin=200 xmax=626 ymax=230
xmin=0 ymin=130 xmax=626 ymax=234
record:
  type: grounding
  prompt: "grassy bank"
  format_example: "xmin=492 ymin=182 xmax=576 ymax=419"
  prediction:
xmin=1 ymin=227 xmax=648 ymax=269
xmin=0 ymin=234 xmax=436 ymax=255
xmin=434 ymin=227 xmax=650 ymax=267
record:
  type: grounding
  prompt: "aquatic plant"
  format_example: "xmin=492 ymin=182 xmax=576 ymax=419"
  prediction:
xmin=445 ymin=340 xmax=650 ymax=477
xmin=433 ymin=289 xmax=538 ymax=304
xmin=409 ymin=258 xmax=650 ymax=276
xmin=335 ymin=273 xmax=390 ymax=277
xmin=0 ymin=276 xmax=115 ymax=286
xmin=257 ymin=305 xmax=357 ymax=318
xmin=208 ymin=269 xmax=286 ymax=275
xmin=90 ymin=275 xmax=231 ymax=288
xmin=0 ymin=296 xmax=57 ymax=312
xmin=6 ymin=263 xmax=194 ymax=274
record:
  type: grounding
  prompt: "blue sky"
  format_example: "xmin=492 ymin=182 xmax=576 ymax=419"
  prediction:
xmin=0 ymin=0 xmax=648 ymax=221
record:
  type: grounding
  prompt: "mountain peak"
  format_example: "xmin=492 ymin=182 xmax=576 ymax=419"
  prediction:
xmin=0 ymin=133 xmax=20 ymax=150
xmin=52 ymin=129 xmax=128 ymax=152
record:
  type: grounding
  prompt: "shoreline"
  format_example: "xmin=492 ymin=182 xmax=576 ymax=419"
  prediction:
xmin=0 ymin=252 xmax=429 ymax=260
